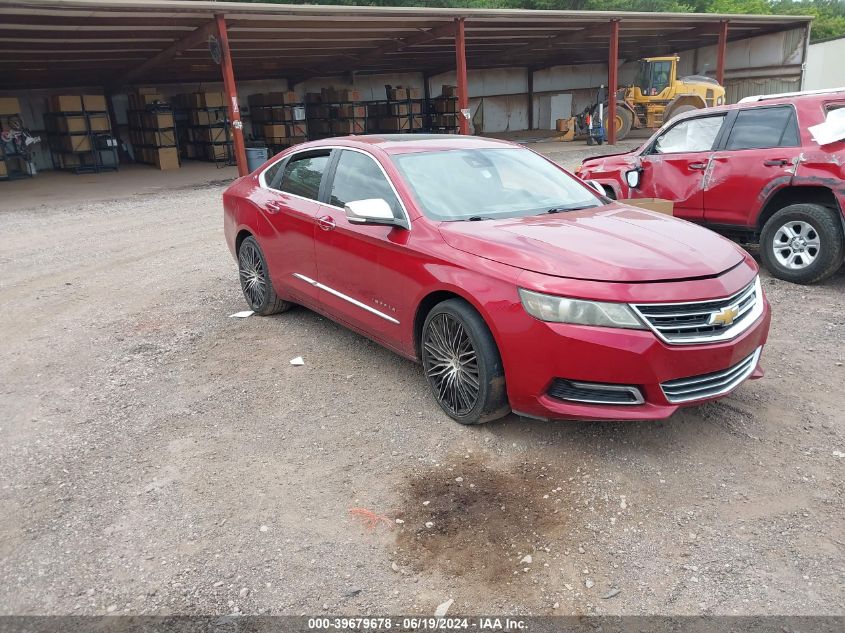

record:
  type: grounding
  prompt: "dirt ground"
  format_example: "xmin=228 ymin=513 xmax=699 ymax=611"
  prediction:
xmin=0 ymin=143 xmax=843 ymax=617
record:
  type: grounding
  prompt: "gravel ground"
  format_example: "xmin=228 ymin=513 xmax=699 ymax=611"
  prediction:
xmin=0 ymin=146 xmax=843 ymax=617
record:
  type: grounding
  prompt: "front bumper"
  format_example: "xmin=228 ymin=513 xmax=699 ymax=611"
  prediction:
xmin=501 ymin=292 xmax=771 ymax=422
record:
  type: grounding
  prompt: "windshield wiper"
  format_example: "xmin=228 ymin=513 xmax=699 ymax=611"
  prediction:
xmin=466 ymin=215 xmax=494 ymax=221
xmin=545 ymin=204 xmax=598 ymax=214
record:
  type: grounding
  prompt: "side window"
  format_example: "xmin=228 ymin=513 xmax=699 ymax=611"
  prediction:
xmin=329 ymin=150 xmax=403 ymax=218
xmin=262 ymin=159 xmax=285 ymax=189
xmin=725 ymin=106 xmax=799 ymax=150
xmin=653 ymin=115 xmax=725 ymax=154
xmin=278 ymin=152 xmax=331 ymax=200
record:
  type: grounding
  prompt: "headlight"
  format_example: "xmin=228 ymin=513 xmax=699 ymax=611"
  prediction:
xmin=518 ymin=288 xmax=646 ymax=329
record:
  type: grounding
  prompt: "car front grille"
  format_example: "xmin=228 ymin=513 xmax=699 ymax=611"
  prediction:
xmin=660 ymin=347 xmax=762 ymax=403
xmin=548 ymin=379 xmax=644 ymax=405
xmin=631 ymin=278 xmax=761 ymax=345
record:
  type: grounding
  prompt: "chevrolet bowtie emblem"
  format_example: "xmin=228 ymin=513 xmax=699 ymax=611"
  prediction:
xmin=710 ymin=305 xmax=740 ymax=326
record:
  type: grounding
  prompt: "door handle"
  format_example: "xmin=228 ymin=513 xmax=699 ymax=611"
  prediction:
xmin=763 ymin=159 xmax=790 ymax=167
xmin=317 ymin=215 xmax=336 ymax=231
xmin=688 ymin=162 xmax=707 ymax=170
xmin=265 ymin=200 xmax=283 ymax=214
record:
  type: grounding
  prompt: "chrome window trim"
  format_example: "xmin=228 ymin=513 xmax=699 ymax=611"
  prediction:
xmin=661 ymin=347 xmax=762 ymax=403
xmin=258 ymin=145 xmax=412 ymax=230
xmin=630 ymin=276 xmax=763 ymax=345
xmin=292 ymin=273 xmax=400 ymax=325
xmin=562 ymin=381 xmax=645 ymax=406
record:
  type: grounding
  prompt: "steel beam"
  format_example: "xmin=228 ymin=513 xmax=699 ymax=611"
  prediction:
xmin=716 ymin=20 xmax=729 ymax=86
xmin=608 ymin=19 xmax=619 ymax=145
xmin=216 ymin=14 xmax=248 ymax=177
xmin=454 ymin=18 xmax=469 ymax=135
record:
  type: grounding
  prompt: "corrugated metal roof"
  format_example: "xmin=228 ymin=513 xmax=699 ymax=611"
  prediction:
xmin=0 ymin=0 xmax=813 ymax=89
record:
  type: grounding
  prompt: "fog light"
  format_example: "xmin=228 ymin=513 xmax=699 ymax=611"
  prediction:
xmin=548 ymin=379 xmax=644 ymax=405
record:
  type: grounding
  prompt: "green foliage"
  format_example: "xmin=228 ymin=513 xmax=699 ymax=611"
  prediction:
xmin=246 ymin=0 xmax=845 ymax=41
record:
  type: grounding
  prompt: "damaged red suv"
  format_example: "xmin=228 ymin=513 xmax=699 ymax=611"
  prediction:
xmin=224 ymin=136 xmax=770 ymax=425
xmin=577 ymin=89 xmax=845 ymax=284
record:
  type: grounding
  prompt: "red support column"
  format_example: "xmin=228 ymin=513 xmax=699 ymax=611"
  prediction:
xmin=607 ymin=19 xmax=619 ymax=145
xmin=716 ymin=20 xmax=729 ymax=87
xmin=454 ymin=17 xmax=469 ymax=135
xmin=216 ymin=13 xmax=248 ymax=177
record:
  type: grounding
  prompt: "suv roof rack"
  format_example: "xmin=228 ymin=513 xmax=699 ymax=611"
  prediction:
xmin=739 ymin=87 xmax=845 ymax=103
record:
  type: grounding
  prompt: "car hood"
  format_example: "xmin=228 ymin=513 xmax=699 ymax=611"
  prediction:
xmin=437 ymin=204 xmax=745 ymax=282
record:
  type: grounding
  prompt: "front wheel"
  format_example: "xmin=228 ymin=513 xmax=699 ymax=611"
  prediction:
xmin=421 ymin=299 xmax=510 ymax=425
xmin=759 ymin=204 xmax=844 ymax=284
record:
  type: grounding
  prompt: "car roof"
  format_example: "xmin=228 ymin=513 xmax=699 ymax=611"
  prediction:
xmin=295 ymin=134 xmax=520 ymax=155
xmin=671 ymin=87 xmax=845 ymax=123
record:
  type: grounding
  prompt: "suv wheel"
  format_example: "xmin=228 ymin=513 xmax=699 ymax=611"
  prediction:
xmin=421 ymin=299 xmax=510 ymax=425
xmin=760 ymin=204 xmax=845 ymax=284
xmin=238 ymin=236 xmax=291 ymax=315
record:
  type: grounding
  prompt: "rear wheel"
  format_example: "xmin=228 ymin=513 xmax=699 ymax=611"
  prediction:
xmin=237 ymin=236 xmax=291 ymax=315
xmin=760 ymin=204 xmax=844 ymax=284
xmin=421 ymin=299 xmax=509 ymax=425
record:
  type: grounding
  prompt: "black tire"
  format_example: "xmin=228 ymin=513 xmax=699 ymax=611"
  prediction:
xmin=603 ymin=106 xmax=633 ymax=141
xmin=237 ymin=236 xmax=291 ymax=315
xmin=760 ymin=203 xmax=845 ymax=284
xmin=421 ymin=299 xmax=510 ymax=425
xmin=665 ymin=103 xmax=697 ymax=122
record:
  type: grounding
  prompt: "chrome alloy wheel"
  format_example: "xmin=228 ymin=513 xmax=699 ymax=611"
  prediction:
xmin=238 ymin=240 xmax=267 ymax=309
xmin=422 ymin=313 xmax=480 ymax=416
xmin=772 ymin=220 xmax=820 ymax=270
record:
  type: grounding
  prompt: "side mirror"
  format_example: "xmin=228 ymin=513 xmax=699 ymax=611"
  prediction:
xmin=586 ymin=179 xmax=605 ymax=195
xmin=625 ymin=168 xmax=641 ymax=189
xmin=344 ymin=199 xmax=398 ymax=226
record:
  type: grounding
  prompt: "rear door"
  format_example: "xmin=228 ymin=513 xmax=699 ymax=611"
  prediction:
xmin=704 ymin=105 xmax=801 ymax=227
xmin=261 ymin=148 xmax=332 ymax=305
xmin=635 ymin=113 xmax=727 ymax=222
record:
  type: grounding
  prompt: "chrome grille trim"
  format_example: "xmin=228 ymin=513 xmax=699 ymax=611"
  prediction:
xmin=661 ymin=347 xmax=762 ymax=403
xmin=630 ymin=277 xmax=763 ymax=345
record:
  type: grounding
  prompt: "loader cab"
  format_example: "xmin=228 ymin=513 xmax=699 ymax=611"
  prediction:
xmin=633 ymin=57 xmax=678 ymax=99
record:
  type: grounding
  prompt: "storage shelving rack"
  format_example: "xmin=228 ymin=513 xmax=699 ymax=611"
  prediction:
xmin=304 ymin=93 xmax=331 ymax=140
xmin=428 ymin=95 xmax=459 ymax=134
xmin=175 ymin=103 xmax=233 ymax=168
xmin=248 ymin=92 xmax=308 ymax=152
xmin=45 ymin=99 xmax=118 ymax=174
xmin=0 ymin=111 xmax=33 ymax=180
xmin=366 ymin=87 xmax=423 ymax=134
xmin=128 ymin=105 xmax=179 ymax=169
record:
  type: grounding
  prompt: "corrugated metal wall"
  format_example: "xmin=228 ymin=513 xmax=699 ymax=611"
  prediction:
xmin=725 ymin=77 xmax=801 ymax=103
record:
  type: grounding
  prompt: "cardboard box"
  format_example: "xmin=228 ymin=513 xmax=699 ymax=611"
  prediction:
xmin=57 ymin=115 xmax=87 ymax=133
xmin=309 ymin=120 xmax=331 ymax=135
xmin=331 ymin=119 xmax=365 ymax=134
xmin=387 ymin=87 xmax=408 ymax=101
xmin=380 ymin=115 xmax=422 ymax=131
xmin=50 ymin=95 xmax=83 ymax=112
xmin=206 ymin=144 xmax=230 ymax=160
xmin=338 ymin=104 xmax=366 ymax=118
xmin=265 ymin=91 xmax=298 ymax=105
xmin=155 ymin=147 xmax=179 ymax=170
xmin=201 ymin=92 xmax=225 ymax=108
xmin=88 ymin=113 xmax=111 ymax=132
xmin=305 ymin=92 xmax=322 ymax=104
xmin=199 ymin=127 xmax=227 ymax=143
xmin=59 ymin=135 xmax=92 ymax=153
xmin=433 ymin=97 xmax=457 ymax=114
xmin=321 ymin=87 xmax=339 ymax=103
xmin=441 ymin=85 xmax=458 ymax=98
xmin=288 ymin=122 xmax=307 ymax=137
xmin=144 ymin=112 xmax=174 ymax=129
xmin=0 ymin=97 xmax=21 ymax=115
xmin=136 ymin=86 xmax=159 ymax=95
xmin=306 ymin=104 xmax=330 ymax=119
xmin=432 ymin=114 xmax=457 ymax=128
xmin=82 ymin=94 xmax=107 ymax=111
xmin=248 ymin=93 xmax=265 ymax=107
xmin=388 ymin=102 xmax=421 ymax=116
xmin=263 ymin=124 xmax=287 ymax=139
xmin=337 ymin=89 xmax=362 ymax=102
xmin=155 ymin=130 xmax=176 ymax=146
xmin=623 ymin=198 xmax=674 ymax=216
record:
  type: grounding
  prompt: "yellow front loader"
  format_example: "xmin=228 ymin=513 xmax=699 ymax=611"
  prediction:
xmin=605 ymin=56 xmax=726 ymax=140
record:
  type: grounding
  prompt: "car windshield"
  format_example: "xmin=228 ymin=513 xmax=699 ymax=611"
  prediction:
xmin=390 ymin=147 xmax=604 ymax=222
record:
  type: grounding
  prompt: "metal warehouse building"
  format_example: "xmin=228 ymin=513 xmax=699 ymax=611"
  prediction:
xmin=0 ymin=0 xmax=812 ymax=178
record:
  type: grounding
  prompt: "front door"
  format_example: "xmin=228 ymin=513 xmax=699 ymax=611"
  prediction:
xmin=704 ymin=105 xmax=800 ymax=227
xmin=635 ymin=112 xmax=727 ymax=222
xmin=313 ymin=149 xmax=411 ymax=344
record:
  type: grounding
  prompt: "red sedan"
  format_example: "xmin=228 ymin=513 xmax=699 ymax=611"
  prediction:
xmin=223 ymin=135 xmax=770 ymax=425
